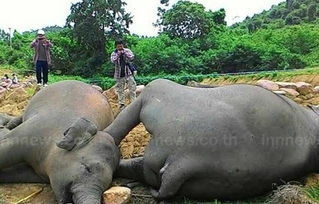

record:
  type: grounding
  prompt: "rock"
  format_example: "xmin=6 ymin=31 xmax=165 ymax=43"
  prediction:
xmin=305 ymin=174 xmax=319 ymax=187
xmin=273 ymin=91 xmax=286 ymax=95
xmin=187 ymin=80 xmax=197 ymax=86
xmin=26 ymin=77 xmax=37 ymax=84
xmin=295 ymin=82 xmax=313 ymax=95
xmin=276 ymin=82 xmax=297 ymax=90
xmin=104 ymin=86 xmax=117 ymax=100
xmin=92 ymin=85 xmax=103 ymax=93
xmin=314 ymin=86 xmax=319 ymax=94
xmin=256 ymin=80 xmax=279 ymax=91
xmin=294 ymin=98 xmax=303 ymax=104
xmin=299 ymin=95 xmax=309 ymax=100
xmin=22 ymin=82 xmax=33 ymax=88
xmin=136 ymin=85 xmax=145 ymax=95
xmin=280 ymin=88 xmax=300 ymax=97
xmin=103 ymin=186 xmax=131 ymax=204
xmin=187 ymin=81 xmax=217 ymax=88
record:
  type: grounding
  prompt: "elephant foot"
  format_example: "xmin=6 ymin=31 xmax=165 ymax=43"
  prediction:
xmin=151 ymin=188 xmax=174 ymax=204
xmin=150 ymin=188 xmax=160 ymax=198
xmin=0 ymin=113 xmax=13 ymax=127
xmin=6 ymin=115 xmax=23 ymax=130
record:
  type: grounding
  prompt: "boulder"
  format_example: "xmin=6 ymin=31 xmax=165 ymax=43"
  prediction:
xmin=273 ymin=91 xmax=286 ymax=95
xmin=294 ymin=98 xmax=303 ymax=104
xmin=136 ymin=85 xmax=145 ymax=95
xmin=256 ymin=80 xmax=279 ymax=91
xmin=295 ymin=82 xmax=313 ymax=95
xmin=276 ymin=82 xmax=297 ymax=90
xmin=314 ymin=86 xmax=319 ymax=94
xmin=103 ymin=186 xmax=131 ymax=204
xmin=92 ymin=85 xmax=103 ymax=93
xmin=280 ymin=88 xmax=300 ymax=97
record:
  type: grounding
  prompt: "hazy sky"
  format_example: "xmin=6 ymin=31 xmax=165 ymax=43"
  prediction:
xmin=0 ymin=0 xmax=285 ymax=36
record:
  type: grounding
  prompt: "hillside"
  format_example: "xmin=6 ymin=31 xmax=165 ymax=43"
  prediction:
xmin=233 ymin=0 xmax=319 ymax=32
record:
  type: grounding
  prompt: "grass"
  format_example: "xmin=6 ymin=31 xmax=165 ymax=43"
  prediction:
xmin=208 ymin=67 xmax=319 ymax=82
xmin=2 ymin=65 xmax=318 ymax=89
xmin=305 ymin=186 xmax=319 ymax=202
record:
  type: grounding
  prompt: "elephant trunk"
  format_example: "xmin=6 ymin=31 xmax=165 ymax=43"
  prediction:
xmin=71 ymin=183 xmax=103 ymax=204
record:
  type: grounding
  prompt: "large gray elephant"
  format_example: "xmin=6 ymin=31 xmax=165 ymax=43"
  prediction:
xmin=0 ymin=80 xmax=119 ymax=204
xmin=105 ymin=79 xmax=319 ymax=201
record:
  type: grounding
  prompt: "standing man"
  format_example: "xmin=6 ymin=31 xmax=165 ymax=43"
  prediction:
xmin=111 ymin=40 xmax=137 ymax=111
xmin=30 ymin=29 xmax=53 ymax=87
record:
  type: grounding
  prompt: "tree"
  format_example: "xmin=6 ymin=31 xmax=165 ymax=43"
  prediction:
xmin=212 ymin=8 xmax=226 ymax=25
xmin=66 ymin=0 xmax=132 ymax=76
xmin=0 ymin=29 xmax=10 ymax=43
xmin=285 ymin=12 xmax=301 ymax=25
xmin=307 ymin=4 xmax=317 ymax=21
xmin=157 ymin=1 xmax=225 ymax=39
xmin=286 ymin=0 xmax=294 ymax=10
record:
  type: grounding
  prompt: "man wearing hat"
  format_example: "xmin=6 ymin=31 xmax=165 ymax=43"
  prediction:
xmin=30 ymin=30 xmax=53 ymax=87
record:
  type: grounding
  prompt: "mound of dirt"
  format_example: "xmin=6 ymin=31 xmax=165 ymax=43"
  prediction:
xmin=0 ymin=87 xmax=33 ymax=116
xmin=103 ymin=86 xmax=151 ymax=159
xmin=202 ymin=77 xmax=319 ymax=107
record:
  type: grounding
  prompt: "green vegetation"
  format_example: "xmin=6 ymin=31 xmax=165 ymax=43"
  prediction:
xmin=305 ymin=186 xmax=319 ymax=202
xmin=234 ymin=0 xmax=319 ymax=32
xmin=0 ymin=0 xmax=319 ymax=83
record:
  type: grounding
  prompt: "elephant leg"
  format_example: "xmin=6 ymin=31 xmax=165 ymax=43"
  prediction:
xmin=6 ymin=115 xmax=23 ymax=130
xmin=0 ymin=113 xmax=13 ymax=127
xmin=151 ymin=157 xmax=198 ymax=200
xmin=104 ymin=96 xmax=143 ymax=145
xmin=115 ymin=157 xmax=145 ymax=183
xmin=0 ymin=163 xmax=46 ymax=183
xmin=0 ymin=118 xmax=35 ymax=169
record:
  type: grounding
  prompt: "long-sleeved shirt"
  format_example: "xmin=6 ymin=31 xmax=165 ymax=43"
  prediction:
xmin=111 ymin=48 xmax=134 ymax=79
xmin=30 ymin=39 xmax=53 ymax=65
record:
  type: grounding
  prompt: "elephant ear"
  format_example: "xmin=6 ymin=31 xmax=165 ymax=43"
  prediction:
xmin=56 ymin=118 xmax=98 ymax=151
xmin=308 ymin=105 xmax=319 ymax=116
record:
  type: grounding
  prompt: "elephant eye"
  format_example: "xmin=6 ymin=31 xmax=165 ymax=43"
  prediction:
xmin=81 ymin=162 xmax=92 ymax=173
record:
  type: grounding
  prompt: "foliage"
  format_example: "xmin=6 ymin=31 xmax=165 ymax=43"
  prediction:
xmin=0 ymin=0 xmax=319 ymax=81
xmin=157 ymin=1 xmax=226 ymax=39
xmin=234 ymin=0 xmax=319 ymax=32
xmin=65 ymin=0 xmax=133 ymax=77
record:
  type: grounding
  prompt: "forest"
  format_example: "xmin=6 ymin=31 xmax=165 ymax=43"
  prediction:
xmin=0 ymin=0 xmax=319 ymax=87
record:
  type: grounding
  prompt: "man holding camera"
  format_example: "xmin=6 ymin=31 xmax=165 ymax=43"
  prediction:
xmin=30 ymin=29 xmax=53 ymax=87
xmin=111 ymin=40 xmax=137 ymax=111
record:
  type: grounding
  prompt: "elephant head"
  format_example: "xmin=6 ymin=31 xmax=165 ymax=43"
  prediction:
xmin=54 ymin=118 xmax=120 ymax=204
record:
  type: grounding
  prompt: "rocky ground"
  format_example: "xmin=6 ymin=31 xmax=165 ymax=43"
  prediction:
xmin=1 ymin=71 xmax=319 ymax=203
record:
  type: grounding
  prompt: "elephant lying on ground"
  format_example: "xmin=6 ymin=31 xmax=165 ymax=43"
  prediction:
xmin=0 ymin=80 xmax=119 ymax=204
xmin=105 ymin=79 xmax=319 ymax=201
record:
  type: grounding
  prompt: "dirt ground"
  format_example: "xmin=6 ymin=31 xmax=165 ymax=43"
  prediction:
xmin=0 ymin=74 xmax=319 ymax=204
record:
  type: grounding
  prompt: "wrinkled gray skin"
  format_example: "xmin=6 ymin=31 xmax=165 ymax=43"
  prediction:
xmin=105 ymin=79 xmax=319 ymax=201
xmin=0 ymin=80 xmax=119 ymax=204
